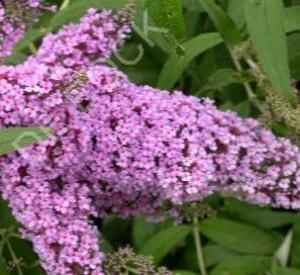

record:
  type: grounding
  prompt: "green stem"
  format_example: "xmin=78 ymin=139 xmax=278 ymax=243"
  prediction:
xmin=7 ymin=239 xmax=23 ymax=275
xmin=28 ymin=43 xmax=37 ymax=55
xmin=228 ymin=48 xmax=264 ymax=113
xmin=193 ymin=216 xmax=207 ymax=275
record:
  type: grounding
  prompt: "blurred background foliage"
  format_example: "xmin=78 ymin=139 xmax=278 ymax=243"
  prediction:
xmin=2 ymin=0 xmax=300 ymax=274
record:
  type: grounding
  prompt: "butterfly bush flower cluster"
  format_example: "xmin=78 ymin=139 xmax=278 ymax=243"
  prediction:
xmin=1 ymin=3 xmax=300 ymax=275
xmin=37 ymin=8 xmax=131 ymax=68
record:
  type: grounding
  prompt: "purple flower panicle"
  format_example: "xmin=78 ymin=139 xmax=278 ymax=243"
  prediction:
xmin=74 ymin=66 xmax=300 ymax=218
xmin=37 ymin=8 xmax=131 ymax=68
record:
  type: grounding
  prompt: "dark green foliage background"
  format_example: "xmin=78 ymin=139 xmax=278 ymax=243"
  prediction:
xmin=2 ymin=0 xmax=300 ymax=274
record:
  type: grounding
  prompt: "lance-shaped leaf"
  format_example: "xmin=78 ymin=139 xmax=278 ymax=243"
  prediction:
xmin=244 ymin=0 xmax=294 ymax=103
xmin=198 ymin=0 xmax=242 ymax=46
xmin=200 ymin=218 xmax=282 ymax=255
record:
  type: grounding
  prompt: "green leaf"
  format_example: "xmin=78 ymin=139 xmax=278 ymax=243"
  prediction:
xmin=198 ymin=0 xmax=242 ymax=46
xmin=139 ymin=225 xmax=191 ymax=264
xmin=0 ymin=127 xmax=52 ymax=156
xmin=49 ymin=0 xmax=127 ymax=31
xmin=285 ymin=6 xmax=300 ymax=33
xmin=221 ymin=198 xmax=300 ymax=229
xmin=291 ymin=222 xmax=300 ymax=268
xmin=145 ymin=0 xmax=186 ymax=40
xmin=210 ymin=256 xmax=271 ymax=275
xmin=200 ymin=218 xmax=282 ymax=255
xmin=132 ymin=217 xmax=157 ymax=249
xmin=158 ymin=32 xmax=223 ymax=89
xmin=244 ymin=0 xmax=294 ymax=103
xmin=228 ymin=0 xmax=245 ymax=29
